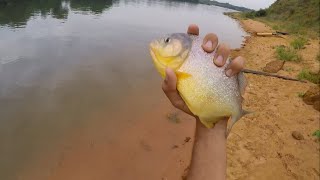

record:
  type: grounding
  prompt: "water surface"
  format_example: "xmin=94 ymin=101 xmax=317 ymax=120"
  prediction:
xmin=0 ymin=0 xmax=246 ymax=179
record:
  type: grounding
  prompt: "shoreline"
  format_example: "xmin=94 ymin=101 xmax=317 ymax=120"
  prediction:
xmin=225 ymin=13 xmax=320 ymax=179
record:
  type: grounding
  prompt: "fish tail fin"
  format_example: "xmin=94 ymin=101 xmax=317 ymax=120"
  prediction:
xmin=226 ymin=109 xmax=252 ymax=138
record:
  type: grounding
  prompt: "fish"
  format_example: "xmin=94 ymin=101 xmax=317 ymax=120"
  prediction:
xmin=149 ymin=33 xmax=249 ymax=135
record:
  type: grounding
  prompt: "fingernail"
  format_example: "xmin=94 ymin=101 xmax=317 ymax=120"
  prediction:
xmin=226 ymin=69 xmax=233 ymax=77
xmin=205 ymin=40 xmax=212 ymax=49
xmin=215 ymin=55 xmax=223 ymax=65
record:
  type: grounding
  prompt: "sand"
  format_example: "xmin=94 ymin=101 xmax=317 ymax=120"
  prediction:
xmin=227 ymin=16 xmax=320 ymax=180
xmin=19 ymin=18 xmax=319 ymax=180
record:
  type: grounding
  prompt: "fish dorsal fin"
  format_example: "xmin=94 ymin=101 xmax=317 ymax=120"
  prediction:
xmin=176 ymin=71 xmax=192 ymax=80
xmin=237 ymin=71 xmax=247 ymax=95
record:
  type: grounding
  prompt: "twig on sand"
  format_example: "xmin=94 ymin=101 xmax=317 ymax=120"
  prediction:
xmin=242 ymin=68 xmax=306 ymax=83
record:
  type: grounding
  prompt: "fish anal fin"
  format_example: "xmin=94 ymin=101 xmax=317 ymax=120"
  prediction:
xmin=226 ymin=109 xmax=252 ymax=137
xmin=198 ymin=116 xmax=227 ymax=129
xmin=199 ymin=117 xmax=215 ymax=129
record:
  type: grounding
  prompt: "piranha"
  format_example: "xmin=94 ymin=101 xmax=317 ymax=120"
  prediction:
xmin=149 ymin=33 xmax=249 ymax=135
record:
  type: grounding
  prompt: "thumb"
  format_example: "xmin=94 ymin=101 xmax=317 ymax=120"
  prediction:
xmin=163 ymin=68 xmax=177 ymax=92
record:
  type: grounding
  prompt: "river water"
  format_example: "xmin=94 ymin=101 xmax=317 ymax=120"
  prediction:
xmin=0 ymin=0 xmax=247 ymax=179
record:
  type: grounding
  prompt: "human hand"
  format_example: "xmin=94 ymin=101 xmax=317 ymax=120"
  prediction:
xmin=162 ymin=24 xmax=245 ymax=118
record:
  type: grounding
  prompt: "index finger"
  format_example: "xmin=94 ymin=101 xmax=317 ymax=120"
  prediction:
xmin=187 ymin=24 xmax=199 ymax=35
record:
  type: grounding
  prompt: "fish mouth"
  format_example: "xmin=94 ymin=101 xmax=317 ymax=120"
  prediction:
xmin=149 ymin=43 xmax=157 ymax=62
xmin=149 ymin=42 xmax=165 ymax=67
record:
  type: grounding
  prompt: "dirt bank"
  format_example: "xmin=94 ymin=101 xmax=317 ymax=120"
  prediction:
xmin=227 ymin=15 xmax=320 ymax=180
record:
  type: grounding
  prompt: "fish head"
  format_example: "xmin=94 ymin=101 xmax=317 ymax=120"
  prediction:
xmin=149 ymin=33 xmax=192 ymax=78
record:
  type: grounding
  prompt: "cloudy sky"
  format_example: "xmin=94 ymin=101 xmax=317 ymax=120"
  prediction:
xmin=217 ymin=0 xmax=277 ymax=10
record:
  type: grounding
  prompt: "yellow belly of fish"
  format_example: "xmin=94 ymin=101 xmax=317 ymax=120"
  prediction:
xmin=177 ymin=77 xmax=233 ymax=128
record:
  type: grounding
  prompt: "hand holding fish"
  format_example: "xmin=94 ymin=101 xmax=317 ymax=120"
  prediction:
xmin=150 ymin=24 xmax=248 ymax=180
xmin=161 ymin=24 xmax=246 ymax=124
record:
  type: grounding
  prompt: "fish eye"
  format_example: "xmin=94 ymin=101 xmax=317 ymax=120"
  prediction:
xmin=164 ymin=37 xmax=170 ymax=43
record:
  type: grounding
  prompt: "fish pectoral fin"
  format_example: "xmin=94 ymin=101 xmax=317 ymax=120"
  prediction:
xmin=176 ymin=71 xmax=192 ymax=79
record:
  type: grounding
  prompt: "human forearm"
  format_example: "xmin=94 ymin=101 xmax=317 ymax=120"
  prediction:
xmin=187 ymin=119 xmax=227 ymax=180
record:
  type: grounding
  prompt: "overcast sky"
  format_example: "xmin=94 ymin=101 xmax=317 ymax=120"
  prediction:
xmin=217 ymin=0 xmax=277 ymax=10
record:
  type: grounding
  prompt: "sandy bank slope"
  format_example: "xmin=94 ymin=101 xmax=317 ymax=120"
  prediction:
xmin=228 ymin=17 xmax=320 ymax=180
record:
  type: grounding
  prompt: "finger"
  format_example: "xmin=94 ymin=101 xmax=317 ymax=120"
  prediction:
xmin=213 ymin=43 xmax=231 ymax=67
xmin=187 ymin=24 xmax=199 ymax=35
xmin=162 ymin=68 xmax=177 ymax=92
xmin=162 ymin=68 xmax=183 ymax=106
xmin=201 ymin=33 xmax=218 ymax=53
xmin=162 ymin=68 xmax=194 ymax=116
xmin=225 ymin=56 xmax=245 ymax=77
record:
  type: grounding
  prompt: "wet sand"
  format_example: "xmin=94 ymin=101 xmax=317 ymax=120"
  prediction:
xmin=18 ymin=17 xmax=319 ymax=180
xmin=17 ymin=91 xmax=196 ymax=180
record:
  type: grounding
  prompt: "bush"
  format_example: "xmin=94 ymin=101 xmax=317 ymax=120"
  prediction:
xmin=290 ymin=38 xmax=307 ymax=49
xmin=243 ymin=11 xmax=256 ymax=18
xmin=276 ymin=46 xmax=302 ymax=62
xmin=297 ymin=69 xmax=320 ymax=84
xmin=243 ymin=9 xmax=267 ymax=18
xmin=255 ymin=9 xmax=267 ymax=17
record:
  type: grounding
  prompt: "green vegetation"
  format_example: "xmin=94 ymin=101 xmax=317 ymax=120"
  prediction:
xmin=242 ymin=9 xmax=267 ymax=18
xmin=276 ymin=46 xmax=301 ymax=62
xmin=284 ymin=67 xmax=294 ymax=72
xmin=267 ymin=0 xmax=319 ymax=35
xmin=200 ymin=0 xmax=252 ymax=12
xmin=313 ymin=130 xmax=320 ymax=138
xmin=297 ymin=69 xmax=320 ymax=84
xmin=290 ymin=38 xmax=307 ymax=50
xmin=241 ymin=0 xmax=319 ymax=37
xmin=167 ymin=112 xmax=180 ymax=123
xmin=0 ymin=0 xmax=114 ymax=27
xmin=317 ymin=53 xmax=320 ymax=62
xmin=297 ymin=92 xmax=305 ymax=98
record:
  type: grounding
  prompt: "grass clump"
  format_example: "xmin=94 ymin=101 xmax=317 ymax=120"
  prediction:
xmin=284 ymin=67 xmax=294 ymax=72
xmin=297 ymin=92 xmax=305 ymax=98
xmin=276 ymin=46 xmax=301 ymax=62
xmin=317 ymin=53 xmax=320 ymax=62
xmin=167 ymin=112 xmax=180 ymax=124
xmin=297 ymin=69 xmax=320 ymax=84
xmin=313 ymin=130 xmax=320 ymax=138
xmin=290 ymin=38 xmax=307 ymax=49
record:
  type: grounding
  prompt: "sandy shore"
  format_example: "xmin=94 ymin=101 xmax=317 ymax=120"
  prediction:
xmin=18 ymin=16 xmax=319 ymax=180
xmin=226 ymin=14 xmax=320 ymax=179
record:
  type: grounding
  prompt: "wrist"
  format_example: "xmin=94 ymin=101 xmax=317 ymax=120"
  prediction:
xmin=195 ymin=117 xmax=228 ymax=137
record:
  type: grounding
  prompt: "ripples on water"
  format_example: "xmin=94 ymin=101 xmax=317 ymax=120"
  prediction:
xmin=0 ymin=0 xmax=246 ymax=179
